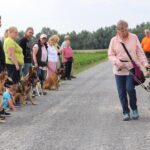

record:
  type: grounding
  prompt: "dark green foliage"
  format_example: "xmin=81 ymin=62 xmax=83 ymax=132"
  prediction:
xmin=17 ymin=22 xmax=150 ymax=50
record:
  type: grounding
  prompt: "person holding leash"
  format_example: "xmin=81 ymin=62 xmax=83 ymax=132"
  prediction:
xmin=108 ymin=20 xmax=150 ymax=121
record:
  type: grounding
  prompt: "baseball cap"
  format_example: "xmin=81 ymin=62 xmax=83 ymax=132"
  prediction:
xmin=40 ymin=34 xmax=47 ymax=39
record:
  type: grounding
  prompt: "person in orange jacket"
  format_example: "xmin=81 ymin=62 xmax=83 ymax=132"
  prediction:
xmin=141 ymin=29 xmax=150 ymax=77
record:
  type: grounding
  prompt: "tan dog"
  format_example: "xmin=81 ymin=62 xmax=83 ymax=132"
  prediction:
xmin=44 ymin=71 xmax=60 ymax=90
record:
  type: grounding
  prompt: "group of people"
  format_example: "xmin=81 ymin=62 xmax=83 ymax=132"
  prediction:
xmin=108 ymin=20 xmax=150 ymax=121
xmin=0 ymin=16 xmax=75 ymax=122
xmin=1 ymin=17 xmax=150 ymax=123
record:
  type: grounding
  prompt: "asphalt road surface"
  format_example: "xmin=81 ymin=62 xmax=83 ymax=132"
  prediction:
xmin=0 ymin=61 xmax=150 ymax=150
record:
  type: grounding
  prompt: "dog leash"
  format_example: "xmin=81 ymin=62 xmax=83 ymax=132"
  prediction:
xmin=118 ymin=67 xmax=150 ymax=92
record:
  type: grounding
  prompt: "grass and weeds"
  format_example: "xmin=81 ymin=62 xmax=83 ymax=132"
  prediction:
xmin=73 ymin=51 xmax=108 ymax=74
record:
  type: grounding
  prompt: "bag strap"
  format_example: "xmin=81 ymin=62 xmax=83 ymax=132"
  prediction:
xmin=120 ymin=42 xmax=133 ymax=61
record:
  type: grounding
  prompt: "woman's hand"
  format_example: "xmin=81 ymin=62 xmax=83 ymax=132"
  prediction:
xmin=15 ymin=64 xmax=19 ymax=70
xmin=144 ymin=63 xmax=150 ymax=69
xmin=34 ymin=63 xmax=38 ymax=68
xmin=117 ymin=63 xmax=126 ymax=71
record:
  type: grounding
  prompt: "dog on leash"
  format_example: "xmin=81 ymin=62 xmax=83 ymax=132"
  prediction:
xmin=12 ymin=75 xmax=37 ymax=105
xmin=28 ymin=67 xmax=43 ymax=96
xmin=43 ymin=71 xmax=60 ymax=90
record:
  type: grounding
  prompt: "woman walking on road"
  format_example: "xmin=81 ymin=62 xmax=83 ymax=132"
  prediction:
xmin=108 ymin=20 xmax=150 ymax=121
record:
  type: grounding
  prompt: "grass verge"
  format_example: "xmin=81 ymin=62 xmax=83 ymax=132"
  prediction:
xmin=73 ymin=51 xmax=108 ymax=75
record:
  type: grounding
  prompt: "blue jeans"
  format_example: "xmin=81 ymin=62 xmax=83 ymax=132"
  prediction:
xmin=37 ymin=68 xmax=47 ymax=88
xmin=21 ymin=63 xmax=32 ymax=76
xmin=115 ymin=69 xmax=137 ymax=114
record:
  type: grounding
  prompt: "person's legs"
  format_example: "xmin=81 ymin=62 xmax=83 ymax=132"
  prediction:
xmin=37 ymin=68 xmax=47 ymax=95
xmin=126 ymin=69 xmax=139 ymax=119
xmin=145 ymin=52 xmax=150 ymax=77
xmin=21 ymin=63 xmax=32 ymax=77
xmin=115 ymin=75 xmax=130 ymax=115
xmin=47 ymin=61 xmax=57 ymax=78
xmin=126 ymin=69 xmax=137 ymax=111
xmin=65 ymin=62 xmax=69 ymax=79
xmin=6 ymin=64 xmax=20 ymax=83
xmin=67 ymin=61 xmax=72 ymax=79
xmin=0 ymin=63 xmax=5 ymax=73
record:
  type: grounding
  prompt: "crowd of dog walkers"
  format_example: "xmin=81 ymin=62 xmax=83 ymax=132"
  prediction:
xmin=1 ymin=17 xmax=150 ymax=123
xmin=0 ymin=16 xmax=76 ymax=123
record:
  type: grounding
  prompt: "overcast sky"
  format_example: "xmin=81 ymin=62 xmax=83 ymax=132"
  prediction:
xmin=0 ymin=0 xmax=149 ymax=35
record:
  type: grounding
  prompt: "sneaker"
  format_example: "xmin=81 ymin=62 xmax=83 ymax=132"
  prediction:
xmin=131 ymin=109 xmax=139 ymax=120
xmin=123 ymin=113 xmax=130 ymax=121
xmin=0 ymin=109 xmax=11 ymax=117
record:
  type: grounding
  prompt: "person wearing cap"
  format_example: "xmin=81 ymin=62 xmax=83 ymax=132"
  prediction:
xmin=0 ymin=16 xmax=6 ymax=73
xmin=4 ymin=26 xmax=24 ymax=83
xmin=141 ymin=29 xmax=150 ymax=77
xmin=32 ymin=34 xmax=48 ymax=94
xmin=19 ymin=27 xmax=34 ymax=76
xmin=2 ymin=78 xmax=16 ymax=111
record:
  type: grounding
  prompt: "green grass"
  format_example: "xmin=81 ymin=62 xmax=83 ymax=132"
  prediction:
xmin=73 ymin=51 xmax=108 ymax=74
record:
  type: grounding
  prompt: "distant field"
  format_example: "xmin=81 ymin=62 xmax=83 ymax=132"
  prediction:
xmin=73 ymin=51 xmax=108 ymax=74
xmin=74 ymin=49 xmax=107 ymax=53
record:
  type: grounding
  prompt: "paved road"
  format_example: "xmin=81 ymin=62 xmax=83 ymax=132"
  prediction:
xmin=0 ymin=61 xmax=150 ymax=150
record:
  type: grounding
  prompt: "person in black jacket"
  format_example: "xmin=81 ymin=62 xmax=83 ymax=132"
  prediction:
xmin=32 ymin=34 xmax=48 ymax=94
xmin=19 ymin=27 xmax=34 ymax=76
xmin=0 ymin=16 xmax=5 ymax=73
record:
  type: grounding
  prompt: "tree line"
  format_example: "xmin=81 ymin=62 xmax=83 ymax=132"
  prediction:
xmin=18 ymin=22 xmax=150 ymax=50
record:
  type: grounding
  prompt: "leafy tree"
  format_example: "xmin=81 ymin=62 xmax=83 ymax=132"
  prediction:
xmin=17 ymin=22 xmax=150 ymax=50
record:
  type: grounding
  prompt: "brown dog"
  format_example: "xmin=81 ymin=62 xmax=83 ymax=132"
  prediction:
xmin=0 ymin=72 xmax=8 ymax=95
xmin=43 ymin=71 xmax=60 ymax=90
xmin=12 ymin=71 xmax=37 ymax=105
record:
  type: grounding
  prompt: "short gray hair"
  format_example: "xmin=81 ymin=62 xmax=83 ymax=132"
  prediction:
xmin=116 ymin=20 xmax=128 ymax=30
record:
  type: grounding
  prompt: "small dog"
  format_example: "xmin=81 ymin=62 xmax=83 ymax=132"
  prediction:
xmin=28 ymin=67 xmax=43 ymax=96
xmin=43 ymin=71 xmax=60 ymax=90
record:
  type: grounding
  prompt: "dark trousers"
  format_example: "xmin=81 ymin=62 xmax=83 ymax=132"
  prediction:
xmin=0 ymin=63 xmax=5 ymax=73
xmin=6 ymin=64 xmax=20 ymax=83
xmin=37 ymin=68 xmax=46 ymax=88
xmin=115 ymin=69 xmax=137 ymax=114
xmin=65 ymin=61 xmax=72 ymax=79
xmin=145 ymin=52 xmax=150 ymax=70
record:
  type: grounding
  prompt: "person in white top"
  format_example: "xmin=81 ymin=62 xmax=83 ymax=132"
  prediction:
xmin=47 ymin=36 xmax=59 ymax=78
